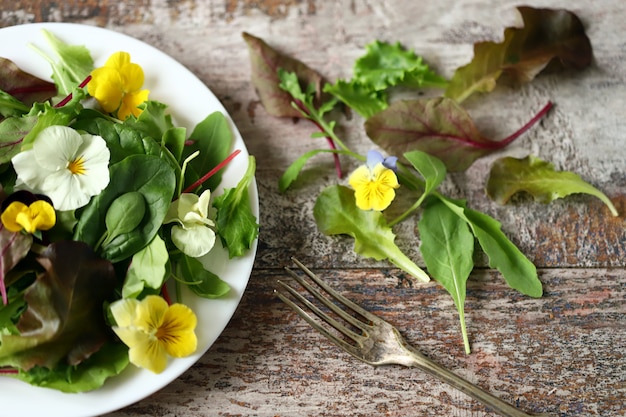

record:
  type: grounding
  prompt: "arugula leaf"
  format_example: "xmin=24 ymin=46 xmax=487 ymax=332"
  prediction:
xmin=419 ymin=198 xmax=474 ymax=354
xmin=403 ymin=150 xmax=447 ymax=205
xmin=29 ymin=29 xmax=94 ymax=96
xmin=0 ymin=57 xmax=57 ymax=111
xmin=486 ymin=155 xmax=619 ymax=216
xmin=437 ymin=195 xmax=542 ymax=297
xmin=445 ymin=6 xmax=592 ymax=102
xmin=366 ymin=97 xmax=550 ymax=172
xmin=313 ymin=185 xmax=430 ymax=282
xmin=243 ymin=32 xmax=329 ymax=118
xmin=279 ymin=148 xmax=347 ymax=193
xmin=0 ymin=241 xmax=117 ymax=371
xmin=325 ymin=40 xmax=447 ymax=118
xmin=213 ymin=156 xmax=259 ymax=258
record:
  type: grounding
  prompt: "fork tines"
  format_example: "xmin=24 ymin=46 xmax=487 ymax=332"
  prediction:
xmin=274 ymin=257 xmax=374 ymax=351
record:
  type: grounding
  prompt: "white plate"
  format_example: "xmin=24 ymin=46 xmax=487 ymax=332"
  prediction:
xmin=0 ymin=22 xmax=258 ymax=417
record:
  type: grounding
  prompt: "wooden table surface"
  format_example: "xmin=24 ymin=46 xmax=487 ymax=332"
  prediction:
xmin=1 ymin=1 xmax=624 ymax=416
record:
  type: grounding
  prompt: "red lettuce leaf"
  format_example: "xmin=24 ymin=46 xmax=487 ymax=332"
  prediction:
xmin=365 ymin=97 xmax=551 ymax=172
xmin=0 ymin=57 xmax=57 ymax=106
xmin=242 ymin=32 xmax=328 ymax=118
xmin=0 ymin=225 xmax=33 ymax=305
xmin=0 ymin=241 xmax=117 ymax=371
xmin=445 ymin=6 xmax=592 ymax=102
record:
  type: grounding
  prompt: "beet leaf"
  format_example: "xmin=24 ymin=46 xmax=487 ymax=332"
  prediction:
xmin=445 ymin=6 xmax=592 ymax=102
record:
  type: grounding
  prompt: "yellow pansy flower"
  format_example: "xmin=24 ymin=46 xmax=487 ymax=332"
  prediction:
xmin=110 ymin=295 xmax=198 ymax=374
xmin=348 ymin=150 xmax=400 ymax=211
xmin=88 ymin=51 xmax=150 ymax=119
xmin=1 ymin=200 xmax=56 ymax=234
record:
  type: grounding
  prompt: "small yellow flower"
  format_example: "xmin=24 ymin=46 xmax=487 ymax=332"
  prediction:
xmin=88 ymin=51 xmax=150 ymax=120
xmin=110 ymin=295 xmax=197 ymax=374
xmin=349 ymin=161 xmax=399 ymax=211
xmin=1 ymin=200 xmax=56 ymax=234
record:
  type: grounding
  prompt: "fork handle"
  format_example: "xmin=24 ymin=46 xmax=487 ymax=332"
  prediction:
xmin=402 ymin=345 xmax=551 ymax=417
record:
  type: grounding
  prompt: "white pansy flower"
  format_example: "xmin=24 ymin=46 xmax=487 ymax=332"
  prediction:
xmin=163 ymin=190 xmax=216 ymax=258
xmin=12 ymin=125 xmax=110 ymax=211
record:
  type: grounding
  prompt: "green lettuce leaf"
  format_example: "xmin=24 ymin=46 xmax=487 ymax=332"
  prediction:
xmin=313 ymin=185 xmax=429 ymax=282
xmin=213 ymin=156 xmax=259 ymax=258
xmin=122 ymin=234 xmax=169 ymax=298
xmin=486 ymin=155 xmax=619 ymax=216
xmin=445 ymin=6 xmax=592 ymax=103
xmin=29 ymin=29 xmax=94 ymax=97
xmin=325 ymin=40 xmax=447 ymax=118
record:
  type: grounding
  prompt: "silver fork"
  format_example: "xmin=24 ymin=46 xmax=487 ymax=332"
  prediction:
xmin=275 ymin=258 xmax=552 ymax=417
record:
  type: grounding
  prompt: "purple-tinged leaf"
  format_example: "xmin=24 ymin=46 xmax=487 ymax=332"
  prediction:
xmin=0 ymin=241 xmax=117 ymax=371
xmin=242 ymin=32 xmax=328 ymax=118
xmin=365 ymin=97 xmax=551 ymax=171
xmin=0 ymin=225 xmax=33 ymax=305
xmin=445 ymin=6 xmax=592 ymax=102
xmin=0 ymin=57 xmax=57 ymax=106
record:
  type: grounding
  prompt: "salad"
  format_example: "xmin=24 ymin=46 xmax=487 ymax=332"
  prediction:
xmin=0 ymin=27 xmax=259 ymax=393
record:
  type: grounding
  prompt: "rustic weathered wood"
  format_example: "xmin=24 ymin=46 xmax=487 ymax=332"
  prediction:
xmin=1 ymin=0 xmax=624 ymax=416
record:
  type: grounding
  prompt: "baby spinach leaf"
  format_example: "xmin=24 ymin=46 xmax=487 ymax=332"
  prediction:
xmin=102 ymin=191 xmax=147 ymax=249
xmin=243 ymin=32 xmax=328 ymax=118
xmin=366 ymin=97 xmax=550 ymax=171
xmin=74 ymin=154 xmax=176 ymax=263
xmin=175 ymin=255 xmax=230 ymax=299
xmin=73 ymin=111 xmax=162 ymax=164
xmin=486 ymin=155 xmax=619 ymax=216
xmin=0 ymin=241 xmax=116 ymax=371
xmin=313 ymin=185 xmax=430 ymax=283
xmin=419 ymin=198 xmax=474 ymax=354
xmin=213 ymin=156 xmax=259 ymax=258
xmin=437 ymin=195 xmax=542 ymax=297
xmin=183 ymin=111 xmax=233 ymax=193
xmin=0 ymin=57 xmax=56 ymax=110
xmin=445 ymin=6 xmax=592 ymax=102
xmin=122 ymin=235 xmax=169 ymax=298
xmin=325 ymin=40 xmax=448 ymax=118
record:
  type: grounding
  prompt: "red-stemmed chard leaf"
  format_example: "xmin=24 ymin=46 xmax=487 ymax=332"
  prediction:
xmin=242 ymin=32 xmax=328 ymax=118
xmin=0 ymin=241 xmax=117 ymax=371
xmin=365 ymin=97 xmax=552 ymax=172
xmin=445 ymin=6 xmax=592 ymax=102
xmin=0 ymin=57 xmax=57 ymax=106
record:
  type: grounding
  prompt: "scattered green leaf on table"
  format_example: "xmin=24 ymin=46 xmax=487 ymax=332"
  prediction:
xmin=279 ymin=148 xmax=347 ymax=193
xmin=0 ymin=241 xmax=117 ymax=371
xmin=404 ymin=150 xmax=447 ymax=203
xmin=242 ymin=32 xmax=329 ymax=118
xmin=314 ymin=184 xmax=430 ymax=282
xmin=486 ymin=155 xmax=619 ymax=216
xmin=213 ymin=156 xmax=259 ymax=258
xmin=325 ymin=40 xmax=448 ymax=118
xmin=445 ymin=6 xmax=592 ymax=103
xmin=437 ymin=195 xmax=543 ymax=297
xmin=419 ymin=198 xmax=474 ymax=354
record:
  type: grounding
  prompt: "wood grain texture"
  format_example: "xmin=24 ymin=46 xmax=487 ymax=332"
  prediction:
xmin=1 ymin=0 xmax=625 ymax=415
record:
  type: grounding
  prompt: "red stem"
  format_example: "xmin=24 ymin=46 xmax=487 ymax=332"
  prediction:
xmin=496 ymin=101 xmax=553 ymax=148
xmin=54 ymin=75 xmax=92 ymax=108
xmin=293 ymin=98 xmax=343 ymax=179
xmin=182 ymin=149 xmax=242 ymax=194
xmin=161 ymin=282 xmax=172 ymax=306
xmin=0 ymin=368 xmax=18 ymax=374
